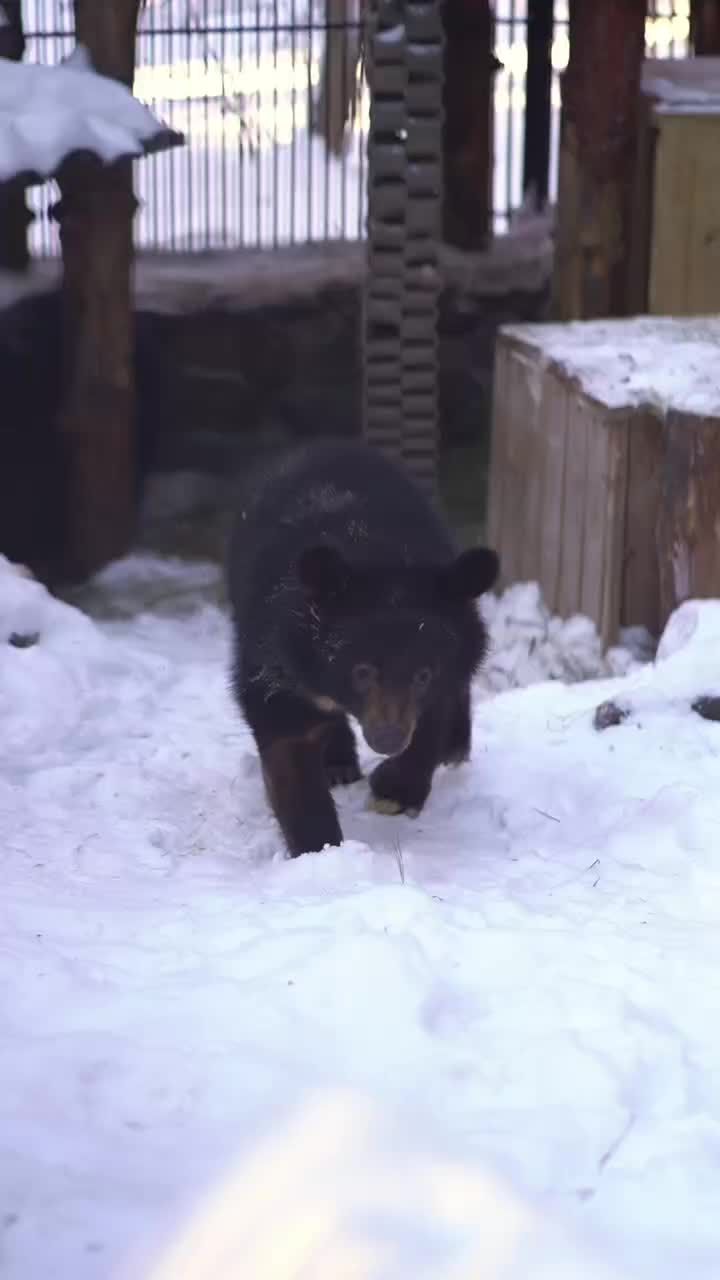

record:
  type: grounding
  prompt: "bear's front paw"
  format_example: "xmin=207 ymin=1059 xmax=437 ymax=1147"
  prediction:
xmin=368 ymin=757 xmax=431 ymax=819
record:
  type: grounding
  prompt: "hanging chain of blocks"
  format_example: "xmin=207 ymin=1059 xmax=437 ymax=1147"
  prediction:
xmin=363 ymin=0 xmax=444 ymax=496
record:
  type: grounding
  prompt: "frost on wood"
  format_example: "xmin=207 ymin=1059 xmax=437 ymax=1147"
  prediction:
xmin=0 ymin=47 xmax=181 ymax=185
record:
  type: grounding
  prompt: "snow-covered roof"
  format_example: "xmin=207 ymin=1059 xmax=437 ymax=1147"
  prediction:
xmin=0 ymin=46 xmax=183 ymax=186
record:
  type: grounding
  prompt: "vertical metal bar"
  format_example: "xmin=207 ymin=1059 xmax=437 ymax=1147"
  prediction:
xmin=186 ymin=1 xmax=194 ymax=249
xmin=323 ymin=1 xmax=331 ymax=239
xmin=523 ymin=0 xmax=554 ymax=208
xmin=255 ymin=0 xmax=262 ymax=246
xmin=307 ymin=0 xmax=314 ymax=240
xmin=239 ymin=0 xmax=246 ymax=246
xmin=205 ymin=0 xmax=213 ymax=249
xmin=290 ymin=0 xmax=297 ymax=243
xmin=273 ymin=0 xmax=280 ymax=247
xmin=504 ymin=0 xmax=514 ymax=226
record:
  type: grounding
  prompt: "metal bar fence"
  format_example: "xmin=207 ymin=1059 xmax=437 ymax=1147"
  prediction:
xmin=20 ymin=0 xmax=691 ymax=256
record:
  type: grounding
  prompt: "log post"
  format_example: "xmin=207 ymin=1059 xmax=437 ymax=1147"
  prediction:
xmin=441 ymin=0 xmax=495 ymax=249
xmin=691 ymin=0 xmax=720 ymax=54
xmin=0 ymin=0 xmax=32 ymax=271
xmin=551 ymin=0 xmax=646 ymax=320
xmin=54 ymin=0 xmax=142 ymax=581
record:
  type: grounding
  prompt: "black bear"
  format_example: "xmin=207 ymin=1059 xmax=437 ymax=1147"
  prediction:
xmin=227 ymin=439 xmax=499 ymax=857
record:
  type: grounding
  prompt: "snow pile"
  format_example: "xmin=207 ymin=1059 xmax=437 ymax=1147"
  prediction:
xmin=596 ymin=599 xmax=720 ymax=724
xmin=3 ymin=554 xmax=720 ymax=1280
xmin=0 ymin=555 xmax=118 ymax=759
xmin=480 ymin=582 xmax=642 ymax=692
xmin=503 ymin=316 xmax=720 ymax=418
xmin=0 ymin=47 xmax=179 ymax=185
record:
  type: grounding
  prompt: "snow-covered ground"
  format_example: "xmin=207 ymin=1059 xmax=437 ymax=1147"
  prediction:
xmin=2 ymin=551 xmax=720 ymax=1280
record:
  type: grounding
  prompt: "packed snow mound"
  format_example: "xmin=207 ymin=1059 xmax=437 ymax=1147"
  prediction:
xmin=0 ymin=555 xmax=154 ymax=760
xmin=146 ymin=1091 xmax=624 ymax=1280
xmin=0 ymin=47 xmax=178 ymax=185
xmin=480 ymin=582 xmax=643 ymax=693
xmin=594 ymin=598 xmax=720 ymax=726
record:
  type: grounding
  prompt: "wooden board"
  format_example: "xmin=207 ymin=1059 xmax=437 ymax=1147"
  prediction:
xmin=488 ymin=330 xmax=659 ymax=644
xmin=650 ymin=113 xmax=720 ymax=315
xmin=621 ymin=411 xmax=663 ymax=635
xmin=657 ymin=409 xmax=720 ymax=620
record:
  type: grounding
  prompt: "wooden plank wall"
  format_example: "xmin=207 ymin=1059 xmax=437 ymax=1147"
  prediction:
xmin=650 ymin=114 xmax=720 ymax=315
xmin=488 ymin=333 xmax=662 ymax=645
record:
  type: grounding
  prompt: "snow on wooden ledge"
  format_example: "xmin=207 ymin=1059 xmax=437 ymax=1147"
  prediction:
xmin=488 ymin=316 xmax=720 ymax=646
xmin=499 ymin=316 xmax=720 ymax=417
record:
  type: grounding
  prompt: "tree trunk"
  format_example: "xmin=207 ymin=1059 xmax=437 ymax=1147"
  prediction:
xmin=442 ymin=0 xmax=495 ymax=249
xmin=691 ymin=0 xmax=720 ymax=54
xmin=551 ymin=0 xmax=646 ymax=320
xmin=55 ymin=0 xmax=142 ymax=581
xmin=0 ymin=0 xmax=32 ymax=271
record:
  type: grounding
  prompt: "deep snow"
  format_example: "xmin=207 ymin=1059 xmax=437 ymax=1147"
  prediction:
xmin=2 ymin=552 xmax=720 ymax=1279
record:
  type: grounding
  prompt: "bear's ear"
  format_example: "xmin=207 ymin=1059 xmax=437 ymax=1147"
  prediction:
xmin=296 ymin=544 xmax=351 ymax=604
xmin=440 ymin=547 xmax=500 ymax=601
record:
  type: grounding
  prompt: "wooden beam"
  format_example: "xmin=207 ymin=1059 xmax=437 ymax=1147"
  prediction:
xmin=691 ymin=0 xmax=720 ymax=54
xmin=551 ymin=0 xmax=646 ymax=320
xmin=55 ymin=0 xmax=142 ymax=581
xmin=441 ymin=0 xmax=495 ymax=249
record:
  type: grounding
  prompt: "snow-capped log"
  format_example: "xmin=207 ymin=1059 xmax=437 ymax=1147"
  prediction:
xmin=0 ymin=46 xmax=183 ymax=188
xmin=0 ymin=40 xmax=184 ymax=583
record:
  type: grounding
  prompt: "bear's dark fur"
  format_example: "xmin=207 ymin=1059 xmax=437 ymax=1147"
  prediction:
xmin=226 ymin=439 xmax=499 ymax=857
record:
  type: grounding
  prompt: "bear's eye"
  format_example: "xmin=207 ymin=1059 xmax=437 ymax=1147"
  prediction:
xmin=352 ymin=662 xmax=377 ymax=693
xmin=414 ymin=666 xmax=432 ymax=693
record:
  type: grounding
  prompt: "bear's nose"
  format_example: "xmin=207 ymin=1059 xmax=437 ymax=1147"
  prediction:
xmin=364 ymin=723 xmax=409 ymax=757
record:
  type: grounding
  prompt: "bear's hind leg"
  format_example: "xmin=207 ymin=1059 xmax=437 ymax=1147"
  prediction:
xmin=324 ymin=716 xmax=362 ymax=788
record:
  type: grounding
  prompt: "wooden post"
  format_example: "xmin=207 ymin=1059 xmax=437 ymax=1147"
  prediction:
xmin=691 ymin=0 xmax=720 ymax=54
xmin=55 ymin=0 xmax=142 ymax=580
xmin=523 ymin=0 xmax=554 ymax=209
xmin=551 ymin=0 xmax=646 ymax=320
xmin=0 ymin=0 xmax=32 ymax=271
xmin=441 ymin=0 xmax=495 ymax=249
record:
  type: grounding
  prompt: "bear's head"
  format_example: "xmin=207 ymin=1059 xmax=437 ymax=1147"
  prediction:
xmin=294 ymin=542 xmax=499 ymax=756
